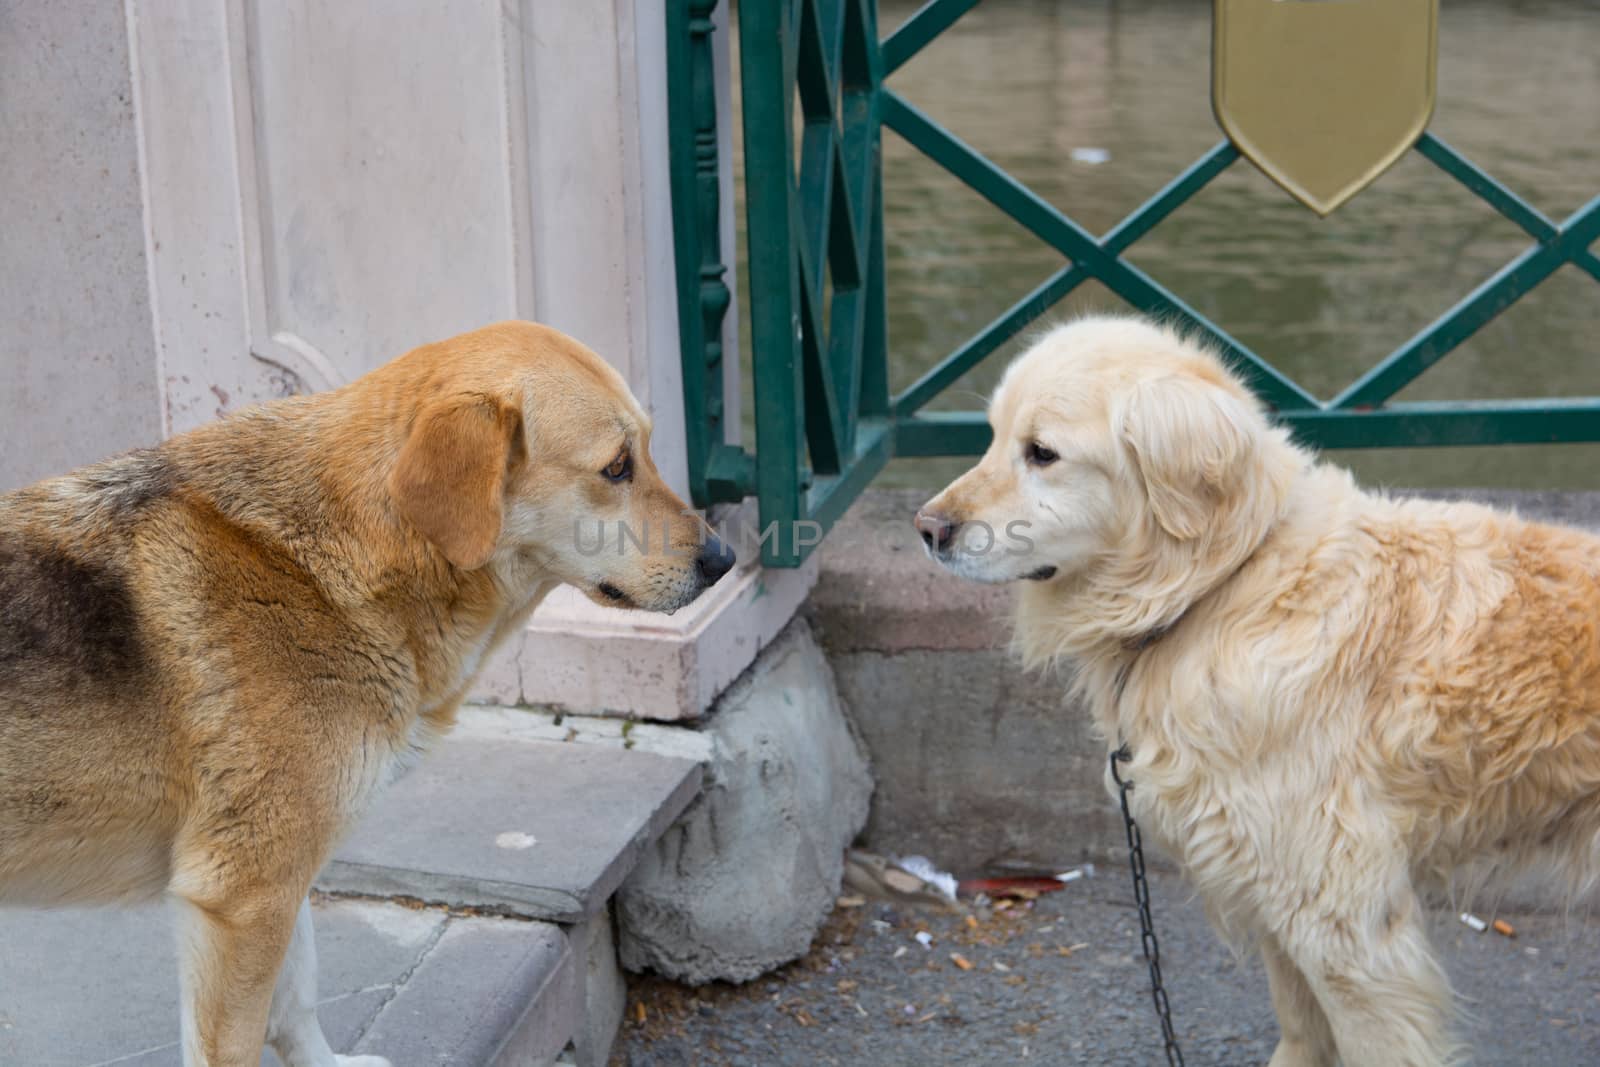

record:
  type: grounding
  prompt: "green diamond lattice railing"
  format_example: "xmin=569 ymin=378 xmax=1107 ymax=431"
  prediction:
xmin=666 ymin=0 xmax=1600 ymax=566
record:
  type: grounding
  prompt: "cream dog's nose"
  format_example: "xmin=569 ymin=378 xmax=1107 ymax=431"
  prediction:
xmin=914 ymin=509 xmax=957 ymax=555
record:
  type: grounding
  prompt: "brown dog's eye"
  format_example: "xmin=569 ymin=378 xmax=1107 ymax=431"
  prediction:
xmin=602 ymin=450 xmax=633 ymax=483
xmin=1026 ymin=441 xmax=1058 ymax=467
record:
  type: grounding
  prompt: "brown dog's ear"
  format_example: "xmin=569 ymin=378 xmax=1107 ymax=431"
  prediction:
xmin=389 ymin=395 xmax=523 ymax=569
xmin=1119 ymin=375 xmax=1252 ymax=540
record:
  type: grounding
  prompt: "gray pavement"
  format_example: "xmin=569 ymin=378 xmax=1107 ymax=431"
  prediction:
xmin=0 ymin=894 xmax=572 ymax=1066
xmin=0 ymin=719 xmax=707 ymax=1066
xmin=614 ymin=866 xmax=1600 ymax=1066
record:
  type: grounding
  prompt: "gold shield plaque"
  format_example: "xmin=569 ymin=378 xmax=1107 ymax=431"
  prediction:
xmin=1214 ymin=0 xmax=1438 ymax=216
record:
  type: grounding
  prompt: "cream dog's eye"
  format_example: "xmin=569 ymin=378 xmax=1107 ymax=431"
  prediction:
xmin=602 ymin=450 xmax=632 ymax=482
xmin=1025 ymin=441 xmax=1058 ymax=467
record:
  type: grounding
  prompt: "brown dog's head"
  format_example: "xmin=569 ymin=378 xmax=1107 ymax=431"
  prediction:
xmin=385 ymin=321 xmax=734 ymax=612
xmin=914 ymin=316 xmax=1297 ymax=588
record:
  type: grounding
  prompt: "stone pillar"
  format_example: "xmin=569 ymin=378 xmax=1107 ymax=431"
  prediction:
xmin=0 ymin=2 xmax=160 ymax=490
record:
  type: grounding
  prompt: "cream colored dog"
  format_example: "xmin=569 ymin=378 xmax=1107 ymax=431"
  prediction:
xmin=916 ymin=316 xmax=1600 ymax=1066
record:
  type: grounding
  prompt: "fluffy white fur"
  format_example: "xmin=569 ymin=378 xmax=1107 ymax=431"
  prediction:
xmin=918 ymin=316 xmax=1600 ymax=1066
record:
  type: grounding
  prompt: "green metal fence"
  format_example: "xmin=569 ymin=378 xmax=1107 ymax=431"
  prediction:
xmin=666 ymin=0 xmax=1600 ymax=567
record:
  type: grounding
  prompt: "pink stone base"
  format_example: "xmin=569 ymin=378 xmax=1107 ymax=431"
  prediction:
xmin=470 ymin=556 xmax=818 ymax=721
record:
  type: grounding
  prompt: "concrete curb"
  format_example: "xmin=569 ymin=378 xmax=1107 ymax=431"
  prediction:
xmin=352 ymin=914 xmax=577 ymax=1066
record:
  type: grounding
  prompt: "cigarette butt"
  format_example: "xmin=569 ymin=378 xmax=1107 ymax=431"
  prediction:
xmin=1055 ymin=868 xmax=1085 ymax=883
xmin=1459 ymin=912 xmax=1488 ymax=932
xmin=950 ymin=953 xmax=974 ymax=970
xmin=1492 ymin=919 xmax=1516 ymax=938
xmin=965 ymin=914 xmax=980 ymax=930
xmin=882 ymin=869 xmax=923 ymax=894
xmin=634 ymin=1001 xmax=647 ymax=1024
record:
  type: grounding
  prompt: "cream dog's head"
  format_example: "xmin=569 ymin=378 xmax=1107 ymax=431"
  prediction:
xmin=384 ymin=321 xmax=734 ymax=613
xmin=915 ymin=316 xmax=1295 ymax=591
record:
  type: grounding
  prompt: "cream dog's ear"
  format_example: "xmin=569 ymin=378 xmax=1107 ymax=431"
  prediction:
xmin=1118 ymin=375 xmax=1252 ymax=540
xmin=389 ymin=394 xmax=525 ymax=569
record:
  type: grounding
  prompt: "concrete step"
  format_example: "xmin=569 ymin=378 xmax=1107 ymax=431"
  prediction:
xmin=3 ymin=718 xmax=705 ymax=1066
xmin=0 ymin=895 xmax=576 ymax=1066
xmin=318 ymin=730 xmax=703 ymax=922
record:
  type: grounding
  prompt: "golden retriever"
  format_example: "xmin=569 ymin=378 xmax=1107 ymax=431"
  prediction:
xmin=916 ymin=315 xmax=1600 ymax=1066
xmin=0 ymin=321 xmax=734 ymax=1066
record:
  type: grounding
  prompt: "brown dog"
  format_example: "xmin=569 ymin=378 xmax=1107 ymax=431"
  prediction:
xmin=918 ymin=316 xmax=1600 ymax=1065
xmin=0 ymin=321 xmax=734 ymax=1066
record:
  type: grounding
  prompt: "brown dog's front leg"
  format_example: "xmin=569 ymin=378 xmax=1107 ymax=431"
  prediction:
xmin=266 ymin=895 xmax=393 ymax=1067
xmin=173 ymin=883 xmax=302 ymax=1067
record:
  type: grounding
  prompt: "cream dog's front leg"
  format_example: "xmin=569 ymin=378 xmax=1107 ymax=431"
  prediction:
xmin=1262 ymin=934 xmax=1337 ymax=1067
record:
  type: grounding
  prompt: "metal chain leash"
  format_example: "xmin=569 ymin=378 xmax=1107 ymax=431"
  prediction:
xmin=1110 ymin=743 xmax=1186 ymax=1066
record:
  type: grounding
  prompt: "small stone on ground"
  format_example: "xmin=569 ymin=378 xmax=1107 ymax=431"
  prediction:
xmin=611 ymin=866 xmax=1600 ymax=1066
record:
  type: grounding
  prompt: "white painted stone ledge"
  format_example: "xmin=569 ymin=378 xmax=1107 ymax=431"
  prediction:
xmin=453 ymin=705 xmax=716 ymax=766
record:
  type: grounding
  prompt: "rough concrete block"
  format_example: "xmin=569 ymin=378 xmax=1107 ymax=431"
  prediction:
xmin=320 ymin=737 xmax=701 ymax=922
xmin=830 ymin=647 xmax=1119 ymax=872
xmin=616 ymin=619 xmax=872 ymax=984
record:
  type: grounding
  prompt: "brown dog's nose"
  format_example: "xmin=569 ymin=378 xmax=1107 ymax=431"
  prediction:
xmin=914 ymin=509 xmax=957 ymax=555
xmin=696 ymin=532 xmax=737 ymax=586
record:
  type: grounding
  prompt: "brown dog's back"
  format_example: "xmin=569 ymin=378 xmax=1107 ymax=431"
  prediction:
xmin=0 ymin=450 xmax=185 ymax=902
